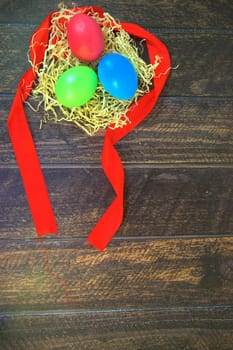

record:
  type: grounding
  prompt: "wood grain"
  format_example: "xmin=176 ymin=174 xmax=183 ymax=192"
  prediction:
xmin=1 ymin=0 xmax=233 ymax=348
xmin=0 ymin=237 xmax=233 ymax=311
xmin=1 ymin=308 xmax=233 ymax=350
xmin=1 ymin=168 xmax=233 ymax=238
xmin=1 ymin=0 xmax=233 ymax=29
xmin=1 ymin=96 xmax=233 ymax=167
xmin=1 ymin=28 xmax=233 ymax=96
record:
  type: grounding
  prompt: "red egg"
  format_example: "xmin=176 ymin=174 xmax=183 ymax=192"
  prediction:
xmin=67 ymin=13 xmax=104 ymax=62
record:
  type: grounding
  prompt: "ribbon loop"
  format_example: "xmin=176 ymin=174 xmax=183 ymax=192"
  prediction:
xmin=7 ymin=7 xmax=170 ymax=249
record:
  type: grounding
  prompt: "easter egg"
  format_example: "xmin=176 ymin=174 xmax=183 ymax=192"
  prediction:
xmin=97 ymin=53 xmax=138 ymax=100
xmin=55 ymin=66 xmax=98 ymax=108
xmin=67 ymin=13 xmax=104 ymax=62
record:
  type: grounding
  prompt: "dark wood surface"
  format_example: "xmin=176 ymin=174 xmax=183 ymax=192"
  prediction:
xmin=1 ymin=0 xmax=233 ymax=349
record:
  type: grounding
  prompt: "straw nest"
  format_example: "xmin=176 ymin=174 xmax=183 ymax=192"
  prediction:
xmin=29 ymin=5 xmax=161 ymax=135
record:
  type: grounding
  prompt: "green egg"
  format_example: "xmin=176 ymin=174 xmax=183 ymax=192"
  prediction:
xmin=55 ymin=65 xmax=98 ymax=108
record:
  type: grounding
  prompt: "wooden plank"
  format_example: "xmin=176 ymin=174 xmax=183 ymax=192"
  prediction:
xmin=2 ymin=97 xmax=233 ymax=166
xmin=0 ymin=27 xmax=31 ymax=94
xmin=0 ymin=237 xmax=233 ymax=311
xmin=1 ymin=1 xmax=232 ymax=349
xmin=0 ymin=27 xmax=232 ymax=96
xmin=0 ymin=0 xmax=233 ymax=30
xmin=161 ymin=32 xmax=233 ymax=97
xmin=1 ymin=168 xmax=233 ymax=239
xmin=1 ymin=307 xmax=233 ymax=350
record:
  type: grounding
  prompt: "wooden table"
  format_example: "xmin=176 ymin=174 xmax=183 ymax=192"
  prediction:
xmin=1 ymin=1 xmax=233 ymax=349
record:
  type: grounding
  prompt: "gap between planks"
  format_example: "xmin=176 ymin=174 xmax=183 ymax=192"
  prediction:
xmin=1 ymin=22 xmax=233 ymax=34
xmin=1 ymin=163 xmax=233 ymax=169
xmin=2 ymin=304 xmax=233 ymax=319
xmin=1 ymin=233 xmax=233 ymax=244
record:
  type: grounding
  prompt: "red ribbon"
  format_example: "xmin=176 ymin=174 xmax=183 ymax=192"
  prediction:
xmin=7 ymin=7 xmax=170 ymax=250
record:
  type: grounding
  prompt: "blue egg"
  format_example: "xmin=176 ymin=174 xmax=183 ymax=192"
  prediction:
xmin=98 ymin=53 xmax=138 ymax=100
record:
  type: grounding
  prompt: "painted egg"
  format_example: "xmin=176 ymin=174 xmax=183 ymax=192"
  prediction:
xmin=67 ymin=13 xmax=104 ymax=62
xmin=98 ymin=53 xmax=138 ymax=100
xmin=55 ymin=66 xmax=98 ymax=108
